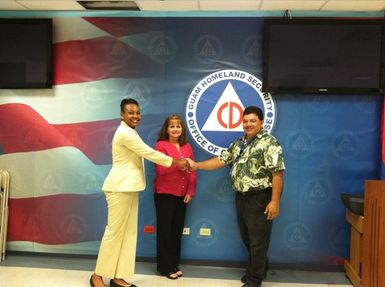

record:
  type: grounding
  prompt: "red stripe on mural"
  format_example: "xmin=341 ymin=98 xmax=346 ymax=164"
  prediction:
xmin=83 ymin=17 xmax=166 ymax=37
xmin=53 ymin=36 xmax=160 ymax=85
xmin=0 ymin=103 xmax=118 ymax=164
xmin=8 ymin=194 xmax=107 ymax=244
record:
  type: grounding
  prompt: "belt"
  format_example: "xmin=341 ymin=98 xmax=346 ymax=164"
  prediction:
xmin=237 ymin=187 xmax=272 ymax=196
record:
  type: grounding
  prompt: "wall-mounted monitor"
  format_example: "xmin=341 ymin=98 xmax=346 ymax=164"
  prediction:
xmin=262 ymin=18 xmax=385 ymax=94
xmin=0 ymin=18 xmax=52 ymax=89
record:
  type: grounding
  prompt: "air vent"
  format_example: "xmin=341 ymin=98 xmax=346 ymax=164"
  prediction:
xmin=77 ymin=1 xmax=140 ymax=10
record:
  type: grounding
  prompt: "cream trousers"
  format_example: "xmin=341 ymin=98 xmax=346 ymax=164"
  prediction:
xmin=95 ymin=191 xmax=139 ymax=279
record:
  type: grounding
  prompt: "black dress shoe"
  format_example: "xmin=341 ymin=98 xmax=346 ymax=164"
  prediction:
xmin=241 ymin=274 xmax=246 ymax=283
xmin=241 ymin=282 xmax=261 ymax=287
xmin=110 ymin=279 xmax=137 ymax=287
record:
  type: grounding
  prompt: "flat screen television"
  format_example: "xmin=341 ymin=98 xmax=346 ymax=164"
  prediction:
xmin=0 ymin=18 xmax=52 ymax=89
xmin=262 ymin=18 xmax=385 ymax=94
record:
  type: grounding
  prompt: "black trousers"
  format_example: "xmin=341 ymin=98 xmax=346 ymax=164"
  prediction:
xmin=154 ymin=193 xmax=186 ymax=274
xmin=235 ymin=189 xmax=273 ymax=284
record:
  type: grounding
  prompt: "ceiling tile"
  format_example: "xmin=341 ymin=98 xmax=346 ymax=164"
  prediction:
xmin=322 ymin=1 xmax=385 ymax=11
xmin=137 ymin=0 xmax=199 ymax=11
xmin=260 ymin=1 xmax=325 ymax=10
xmin=0 ymin=0 xmax=27 ymax=10
xmin=0 ymin=0 xmax=384 ymax=12
xmin=17 ymin=0 xmax=85 ymax=10
xmin=200 ymin=1 xmax=262 ymax=11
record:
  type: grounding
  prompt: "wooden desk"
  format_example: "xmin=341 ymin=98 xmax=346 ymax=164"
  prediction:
xmin=361 ymin=180 xmax=385 ymax=287
xmin=344 ymin=209 xmax=364 ymax=287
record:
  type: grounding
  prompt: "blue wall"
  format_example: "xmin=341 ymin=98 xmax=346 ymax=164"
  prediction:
xmin=0 ymin=11 xmax=382 ymax=269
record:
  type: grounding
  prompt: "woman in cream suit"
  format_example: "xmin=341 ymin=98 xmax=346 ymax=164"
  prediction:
xmin=90 ymin=98 xmax=188 ymax=287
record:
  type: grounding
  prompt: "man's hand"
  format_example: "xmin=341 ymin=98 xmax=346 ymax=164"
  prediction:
xmin=264 ymin=200 xmax=280 ymax=220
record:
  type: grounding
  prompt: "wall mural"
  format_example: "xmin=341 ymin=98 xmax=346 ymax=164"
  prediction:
xmin=0 ymin=16 xmax=382 ymax=267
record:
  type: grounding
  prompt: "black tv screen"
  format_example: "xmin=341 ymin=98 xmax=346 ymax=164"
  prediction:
xmin=262 ymin=19 xmax=385 ymax=94
xmin=0 ymin=18 xmax=52 ymax=89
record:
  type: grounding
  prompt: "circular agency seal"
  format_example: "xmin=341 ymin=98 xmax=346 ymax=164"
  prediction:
xmin=185 ymin=69 xmax=276 ymax=156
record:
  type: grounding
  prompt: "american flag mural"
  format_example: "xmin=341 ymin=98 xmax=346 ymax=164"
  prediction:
xmin=0 ymin=16 xmax=382 ymax=267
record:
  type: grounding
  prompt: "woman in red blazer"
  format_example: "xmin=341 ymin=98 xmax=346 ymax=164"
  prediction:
xmin=153 ymin=114 xmax=197 ymax=280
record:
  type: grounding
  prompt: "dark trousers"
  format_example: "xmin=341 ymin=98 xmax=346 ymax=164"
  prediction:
xmin=235 ymin=189 xmax=273 ymax=284
xmin=154 ymin=193 xmax=186 ymax=274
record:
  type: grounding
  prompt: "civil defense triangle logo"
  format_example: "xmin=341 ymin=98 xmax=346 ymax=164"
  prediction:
xmin=185 ymin=69 xmax=276 ymax=156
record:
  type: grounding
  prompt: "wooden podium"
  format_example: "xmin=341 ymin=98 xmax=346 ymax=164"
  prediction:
xmin=344 ymin=209 xmax=364 ymax=287
xmin=344 ymin=180 xmax=385 ymax=287
xmin=361 ymin=180 xmax=385 ymax=287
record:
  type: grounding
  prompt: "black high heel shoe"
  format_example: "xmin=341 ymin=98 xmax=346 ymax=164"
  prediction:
xmin=110 ymin=279 xmax=138 ymax=287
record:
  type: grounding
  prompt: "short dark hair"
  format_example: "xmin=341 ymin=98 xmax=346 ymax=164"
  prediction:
xmin=243 ymin=106 xmax=264 ymax=121
xmin=120 ymin=98 xmax=139 ymax=113
xmin=157 ymin=114 xmax=187 ymax=145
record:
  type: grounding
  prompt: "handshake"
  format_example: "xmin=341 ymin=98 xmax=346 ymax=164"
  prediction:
xmin=176 ymin=158 xmax=197 ymax=172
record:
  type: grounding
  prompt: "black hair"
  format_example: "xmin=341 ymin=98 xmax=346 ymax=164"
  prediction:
xmin=120 ymin=98 xmax=139 ymax=113
xmin=243 ymin=106 xmax=264 ymax=121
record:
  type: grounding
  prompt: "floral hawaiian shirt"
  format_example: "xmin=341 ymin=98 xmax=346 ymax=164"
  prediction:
xmin=219 ymin=129 xmax=285 ymax=192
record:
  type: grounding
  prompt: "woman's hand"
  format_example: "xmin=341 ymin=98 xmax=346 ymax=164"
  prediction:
xmin=184 ymin=194 xmax=192 ymax=203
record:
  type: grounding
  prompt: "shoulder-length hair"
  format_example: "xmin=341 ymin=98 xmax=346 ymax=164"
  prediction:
xmin=157 ymin=114 xmax=187 ymax=145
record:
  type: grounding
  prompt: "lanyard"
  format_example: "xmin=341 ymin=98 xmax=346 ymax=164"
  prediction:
xmin=238 ymin=135 xmax=257 ymax=159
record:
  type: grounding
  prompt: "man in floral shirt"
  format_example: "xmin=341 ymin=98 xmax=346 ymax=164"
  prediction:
xmin=189 ymin=106 xmax=285 ymax=287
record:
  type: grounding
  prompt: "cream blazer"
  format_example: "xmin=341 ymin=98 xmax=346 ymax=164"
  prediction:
xmin=102 ymin=121 xmax=173 ymax=192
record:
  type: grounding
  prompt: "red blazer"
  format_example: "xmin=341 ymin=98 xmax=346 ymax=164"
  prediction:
xmin=153 ymin=140 xmax=196 ymax=197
